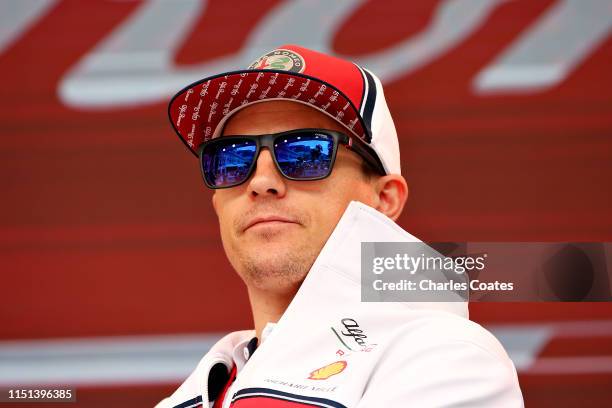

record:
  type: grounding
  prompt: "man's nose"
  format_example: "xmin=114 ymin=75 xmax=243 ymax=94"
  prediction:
xmin=246 ymin=148 xmax=287 ymax=198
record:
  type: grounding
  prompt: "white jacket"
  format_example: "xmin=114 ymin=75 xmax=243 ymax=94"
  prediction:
xmin=157 ymin=201 xmax=523 ymax=407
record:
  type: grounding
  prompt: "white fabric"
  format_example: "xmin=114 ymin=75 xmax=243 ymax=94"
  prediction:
xmin=366 ymin=69 xmax=402 ymax=175
xmin=232 ymin=322 xmax=275 ymax=373
xmin=156 ymin=202 xmax=523 ymax=407
xmin=231 ymin=337 xmax=251 ymax=374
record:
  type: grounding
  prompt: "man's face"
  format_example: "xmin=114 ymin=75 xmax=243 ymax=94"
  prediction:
xmin=212 ymin=100 xmax=378 ymax=295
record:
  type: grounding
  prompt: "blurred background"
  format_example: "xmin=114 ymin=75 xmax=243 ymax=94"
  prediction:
xmin=1 ymin=0 xmax=611 ymax=406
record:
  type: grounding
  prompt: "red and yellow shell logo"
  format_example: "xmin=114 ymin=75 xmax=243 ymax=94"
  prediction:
xmin=308 ymin=360 xmax=347 ymax=380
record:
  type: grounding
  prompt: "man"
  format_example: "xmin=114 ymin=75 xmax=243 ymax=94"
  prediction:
xmin=158 ymin=45 xmax=523 ymax=407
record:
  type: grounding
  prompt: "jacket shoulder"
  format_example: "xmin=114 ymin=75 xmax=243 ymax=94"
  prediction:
xmin=357 ymin=312 xmax=523 ymax=407
xmin=391 ymin=311 xmax=512 ymax=361
xmin=155 ymin=330 xmax=254 ymax=408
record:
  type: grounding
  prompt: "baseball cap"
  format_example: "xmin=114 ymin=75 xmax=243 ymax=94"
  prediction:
xmin=168 ymin=44 xmax=401 ymax=175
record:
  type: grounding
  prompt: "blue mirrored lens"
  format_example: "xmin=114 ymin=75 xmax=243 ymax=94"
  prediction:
xmin=275 ymin=132 xmax=334 ymax=179
xmin=202 ymin=139 xmax=257 ymax=187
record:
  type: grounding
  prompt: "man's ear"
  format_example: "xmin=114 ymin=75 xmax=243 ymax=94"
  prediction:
xmin=373 ymin=175 xmax=408 ymax=221
xmin=212 ymin=192 xmax=219 ymax=216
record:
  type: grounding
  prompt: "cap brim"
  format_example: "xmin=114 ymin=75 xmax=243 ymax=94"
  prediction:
xmin=168 ymin=69 xmax=371 ymax=157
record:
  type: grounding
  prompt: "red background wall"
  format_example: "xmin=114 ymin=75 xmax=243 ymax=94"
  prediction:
xmin=1 ymin=1 xmax=611 ymax=406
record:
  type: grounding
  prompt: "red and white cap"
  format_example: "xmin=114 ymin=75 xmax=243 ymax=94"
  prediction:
xmin=168 ymin=44 xmax=401 ymax=175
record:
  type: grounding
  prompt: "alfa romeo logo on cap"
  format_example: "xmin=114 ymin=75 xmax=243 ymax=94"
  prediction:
xmin=248 ymin=49 xmax=305 ymax=73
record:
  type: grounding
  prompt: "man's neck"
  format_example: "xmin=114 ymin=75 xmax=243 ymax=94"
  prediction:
xmin=247 ymin=286 xmax=297 ymax=342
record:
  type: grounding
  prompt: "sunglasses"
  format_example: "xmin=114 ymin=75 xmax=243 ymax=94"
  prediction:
xmin=197 ymin=128 xmax=383 ymax=189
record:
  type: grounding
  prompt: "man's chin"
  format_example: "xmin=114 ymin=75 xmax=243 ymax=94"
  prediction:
xmin=238 ymin=248 xmax=310 ymax=292
xmin=232 ymin=233 xmax=318 ymax=284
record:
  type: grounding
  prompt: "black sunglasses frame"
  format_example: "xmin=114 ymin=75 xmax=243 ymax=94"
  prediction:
xmin=197 ymin=128 xmax=385 ymax=189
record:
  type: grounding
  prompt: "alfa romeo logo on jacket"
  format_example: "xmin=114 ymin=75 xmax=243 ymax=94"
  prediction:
xmin=249 ymin=49 xmax=306 ymax=73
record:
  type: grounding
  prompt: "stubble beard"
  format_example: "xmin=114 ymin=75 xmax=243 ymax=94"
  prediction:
xmin=226 ymin=231 xmax=321 ymax=294
xmin=221 ymin=203 xmax=321 ymax=293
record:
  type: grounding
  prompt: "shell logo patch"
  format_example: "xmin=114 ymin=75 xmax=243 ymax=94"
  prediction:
xmin=307 ymin=360 xmax=347 ymax=380
xmin=248 ymin=49 xmax=305 ymax=73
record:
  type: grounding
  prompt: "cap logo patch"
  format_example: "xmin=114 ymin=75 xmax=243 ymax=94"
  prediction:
xmin=248 ymin=49 xmax=305 ymax=73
